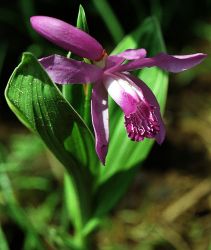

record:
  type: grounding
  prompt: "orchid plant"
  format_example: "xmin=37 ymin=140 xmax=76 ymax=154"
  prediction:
xmin=5 ymin=5 xmax=206 ymax=250
xmin=31 ymin=16 xmax=205 ymax=165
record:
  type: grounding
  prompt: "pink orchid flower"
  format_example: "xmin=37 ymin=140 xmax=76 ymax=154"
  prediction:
xmin=30 ymin=16 xmax=206 ymax=164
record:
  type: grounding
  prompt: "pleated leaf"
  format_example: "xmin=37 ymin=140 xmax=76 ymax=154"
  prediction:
xmin=5 ymin=52 xmax=98 ymax=173
xmin=5 ymin=53 xmax=99 ymax=230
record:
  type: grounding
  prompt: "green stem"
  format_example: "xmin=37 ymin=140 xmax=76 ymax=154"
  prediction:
xmin=62 ymin=52 xmax=72 ymax=103
xmin=64 ymin=172 xmax=92 ymax=250
xmin=83 ymin=83 xmax=92 ymax=128
xmin=74 ymin=230 xmax=89 ymax=250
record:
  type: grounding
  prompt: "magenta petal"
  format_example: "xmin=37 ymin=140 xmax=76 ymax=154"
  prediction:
xmin=39 ymin=55 xmax=103 ymax=84
xmin=115 ymin=48 xmax=147 ymax=60
xmin=119 ymin=53 xmax=206 ymax=73
xmin=126 ymin=74 xmax=166 ymax=144
xmin=103 ymin=74 xmax=140 ymax=116
xmin=105 ymin=49 xmax=146 ymax=73
xmin=105 ymin=56 xmax=125 ymax=73
xmin=150 ymin=53 xmax=207 ymax=73
xmin=30 ymin=16 xmax=104 ymax=60
xmin=106 ymin=56 xmax=125 ymax=68
xmin=91 ymin=82 xmax=109 ymax=165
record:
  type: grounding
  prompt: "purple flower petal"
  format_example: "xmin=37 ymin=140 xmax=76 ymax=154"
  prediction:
xmin=39 ymin=55 xmax=103 ymax=84
xmin=30 ymin=16 xmax=104 ymax=61
xmin=103 ymin=74 xmax=140 ymax=116
xmin=106 ymin=56 xmax=125 ymax=68
xmin=117 ymin=53 xmax=206 ymax=73
xmin=151 ymin=53 xmax=207 ymax=73
xmin=115 ymin=48 xmax=147 ymax=60
xmin=91 ymin=82 xmax=109 ymax=165
xmin=106 ymin=49 xmax=147 ymax=73
xmin=126 ymin=74 xmax=165 ymax=144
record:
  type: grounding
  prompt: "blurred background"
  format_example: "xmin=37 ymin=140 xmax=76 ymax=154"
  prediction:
xmin=0 ymin=0 xmax=211 ymax=249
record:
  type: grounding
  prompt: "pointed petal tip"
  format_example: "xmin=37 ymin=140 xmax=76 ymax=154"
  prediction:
xmin=175 ymin=52 xmax=207 ymax=62
xmin=119 ymin=52 xmax=207 ymax=73
xmin=96 ymin=144 xmax=108 ymax=166
xmin=195 ymin=53 xmax=207 ymax=63
xmin=198 ymin=53 xmax=207 ymax=58
xmin=155 ymin=52 xmax=207 ymax=73
xmin=155 ymin=125 xmax=166 ymax=145
xmin=91 ymin=83 xmax=109 ymax=166
xmin=155 ymin=133 xmax=165 ymax=145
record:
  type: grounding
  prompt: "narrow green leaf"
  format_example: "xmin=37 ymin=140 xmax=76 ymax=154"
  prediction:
xmin=77 ymin=5 xmax=89 ymax=32
xmin=92 ymin=0 xmax=124 ymax=43
xmin=82 ymin=217 xmax=101 ymax=237
xmin=64 ymin=173 xmax=86 ymax=233
xmin=76 ymin=5 xmax=93 ymax=128
xmin=83 ymin=82 xmax=92 ymax=129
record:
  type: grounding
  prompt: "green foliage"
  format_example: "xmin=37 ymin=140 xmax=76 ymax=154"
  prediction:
xmin=0 ymin=136 xmax=47 ymax=250
xmin=5 ymin=52 xmax=100 ymax=244
xmin=4 ymin=4 xmax=169 ymax=249
xmin=93 ymin=17 xmax=168 ymax=217
xmin=77 ymin=5 xmax=89 ymax=33
xmin=5 ymin=52 xmax=97 ymax=172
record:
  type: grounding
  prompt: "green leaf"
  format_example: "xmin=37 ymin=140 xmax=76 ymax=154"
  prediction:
xmin=77 ymin=5 xmax=89 ymax=33
xmin=76 ymin=5 xmax=93 ymax=128
xmin=94 ymin=17 xmax=168 ymax=216
xmin=5 ymin=52 xmax=99 ymax=231
xmin=5 ymin=52 xmax=97 ymax=173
